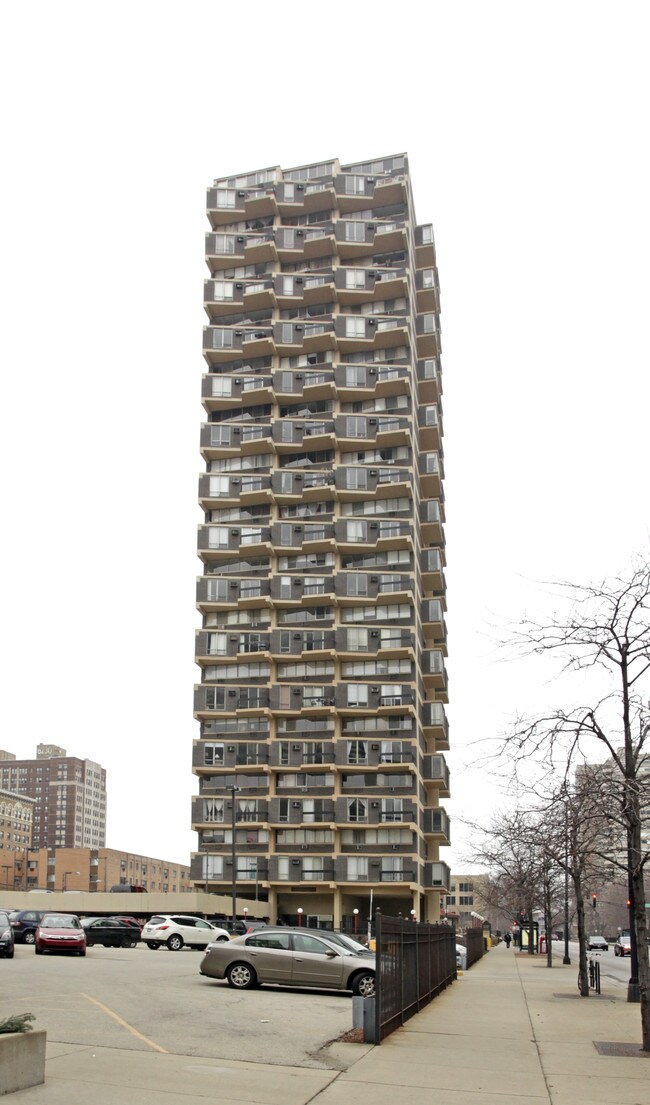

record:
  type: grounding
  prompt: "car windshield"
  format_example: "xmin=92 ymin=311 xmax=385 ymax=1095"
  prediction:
xmin=42 ymin=915 xmax=80 ymax=929
xmin=324 ymin=932 xmax=371 ymax=955
xmin=147 ymin=916 xmax=167 ymax=925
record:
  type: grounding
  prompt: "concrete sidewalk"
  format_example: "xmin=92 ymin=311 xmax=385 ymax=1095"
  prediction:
xmin=7 ymin=945 xmax=649 ymax=1103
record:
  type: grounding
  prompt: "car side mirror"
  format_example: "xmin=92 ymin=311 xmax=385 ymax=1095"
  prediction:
xmin=325 ymin=950 xmax=339 ymax=958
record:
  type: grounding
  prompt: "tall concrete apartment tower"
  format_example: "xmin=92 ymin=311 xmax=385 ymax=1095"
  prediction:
xmin=192 ymin=154 xmax=450 ymax=927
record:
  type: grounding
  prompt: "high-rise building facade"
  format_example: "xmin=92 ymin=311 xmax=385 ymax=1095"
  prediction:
xmin=0 ymin=746 xmax=106 ymax=849
xmin=192 ymin=154 xmax=450 ymax=927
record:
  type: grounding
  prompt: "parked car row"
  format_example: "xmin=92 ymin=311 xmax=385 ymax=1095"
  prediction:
xmin=6 ymin=909 xmax=144 ymax=946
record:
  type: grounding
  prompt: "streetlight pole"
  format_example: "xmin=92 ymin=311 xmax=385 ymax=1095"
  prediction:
xmin=353 ymin=908 xmax=359 ymax=935
xmin=231 ymin=784 xmax=239 ymax=927
xmin=297 ymin=908 xmax=303 ymax=927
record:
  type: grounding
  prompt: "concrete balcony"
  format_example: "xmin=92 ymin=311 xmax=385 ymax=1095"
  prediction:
xmin=201 ymin=374 xmax=273 ymax=412
xmin=423 ymin=860 xmax=451 ymax=891
xmin=272 ymin=420 xmax=335 ymax=452
xmin=335 ymin=627 xmax=415 ymax=659
xmin=199 ymin=422 xmax=272 ymax=460
xmin=415 ymin=225 xmax=436 ymax=268
xmin=420 ymin=702 xmax=449 ymax=748
xmin=419 ymin=451 xmax=444 ymax=499
xmin=421 ymin=600 xmax=448 ymax=648
xmin=334 ymin=265 xmax=408 ymax=305
xmin=195 ymin=631 xmax=271 ymax=663
xmin=197 ymin=473 xmax=272 ymax=510
xmin=420 ymin=549 xmax=446 ymax=595
xmin=421 ymin=649 xmax=448 ymax=700
xmin=422 ymin=754 xmax=450 ymax=797
xmin=334 ymin=573 xmax=414 ymax=603
xmin=417 ymin=358 xmax=442 ymax=404
xmin=334 ymin=740 xmax=416 ymax=768
xmin=269 ymin=629 xmax=336 ymax=658
xmin=334 ymin=315 xmax=410 ymax=355
xmin=423 ymin=807 xmax=451 ymax=844
xmin=419 ymin=499 xmax=444 ymax=546
xmin=268 ymin=857 xmax=335 ymax=884
xmin=195 ymin=577 xmax=271 ymax=611
xmin=415 ymin=315 xmax=441 ymax=359
xmin=270 ymin=685 xmax=336 ymax=713
xmin=206 ymin=188 xmax=246 ymax=227
xmin=418 ymin=405 xmax=443 ymax=452
xmin=197 ymin=525 xmax=272 ymax=562
xmin=205 ymin=232 xmax=245 ymax=273
xmin=268 ymin=797 xmax=336 ymax=825
xmin=272 ymin=369 xmax=335 ymax=401
xmin=193 ymin=685 xmax=271 ymax=716
xmin=333 ymin=363 xmax=411 ymax=401
xmin=270 ymin=523 xmax=335 ymax=554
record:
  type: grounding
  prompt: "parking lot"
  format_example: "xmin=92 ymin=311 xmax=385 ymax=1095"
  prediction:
xmin=0 ymin=942 xmax=358 ymax=1069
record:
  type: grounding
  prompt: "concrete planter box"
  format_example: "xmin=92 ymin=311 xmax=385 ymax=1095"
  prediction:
xmin=0 ymin=1030 xmax=46 ymax=1095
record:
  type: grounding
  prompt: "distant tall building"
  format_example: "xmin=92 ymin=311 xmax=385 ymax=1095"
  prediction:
xmin=0 ymin=788 xmax=35 ymax=855
xmin=0 ymin=747 xmax=106 ymax=849
xmin=192 ymin=154 xmax=450 ymax=927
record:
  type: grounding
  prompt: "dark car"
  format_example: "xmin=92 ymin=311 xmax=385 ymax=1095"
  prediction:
xmin=0 ymin=910 xmax=15 ymax=959
xmin=109 ymin=915 xmax=144 ymax=931
xmin=9 ymin=909 xmax=46 ymax=945
xmin=81 ymin=918 xmax=140 ymax=948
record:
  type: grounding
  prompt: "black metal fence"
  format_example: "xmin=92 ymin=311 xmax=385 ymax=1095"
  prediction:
xmin=374 ymin=914 xmax=456 ymax=1042
xmin=464 ymin=927 xmax=485 ymax=968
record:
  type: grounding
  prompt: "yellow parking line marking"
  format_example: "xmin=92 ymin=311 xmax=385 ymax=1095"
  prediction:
xmin=80 ymin=993 xmax=168 ymax=1053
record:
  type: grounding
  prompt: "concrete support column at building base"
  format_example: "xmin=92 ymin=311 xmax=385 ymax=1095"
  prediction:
xmin=425 ymin=890 xmax=441 ymax=923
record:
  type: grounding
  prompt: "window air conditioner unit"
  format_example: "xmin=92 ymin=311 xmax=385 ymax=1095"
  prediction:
xmin=292 ymin=689 xmax=302 ymax=695
xmin=235 ymin=282 xmax=244 ymax=290
xmin=293 ymin=744 xmax=302 ymax=751
xmin=371 ymin=687 xmax=380 ymax=693
xmin=296 ymin=184 xmax=304 ymax=190
xmin=301 ymin=844 xmax=309 ymax=850
xmin=233 ymin=427 xmax=241 ymax=433
xmin=229 ymin=581 xmax=238 ymax=587
xmin=235 ymin=330 xmax=243 ymax=337
xmin=293 ymin=634 xmax=301 ymax=640
xmin=296 ymin=230 xmax=304 ymax=237
xmin=292 ymin=801 xmax=301 ymax=808
xmin=369 ymin=368 xmax=377 ymax=375
xmin=369 ymin=418 xmax=377 ymax=425
xmin=371 ymin=859 xmax=381 ymax=865
xmin=368 ymin=270 xmax=376 ymax=277
xmin=226 ymin=859 xmax=233 ymax=865
xmin=295 ymin=526 xmax=302 ymax=532
xmin=295 ymin=373 xmax=303 ymax=379
xmin=370 ymin=470 xmax=378 ymax=476
xmin=231 ymin=529 xmax=240 ymax=536
xmin=292 ymin=859 xmax=301 ymax=865
xmin=370 ymin=576 xmax=379 ymax=582
xmin=368 ymin=319 xmax=376 ymax=327
xmin=227 ymin=746 xmax=236 ymax=752
xmin=366 ymin=178 xmax=375 ymax=184
xmin=237 ymin=236 xmax=245 ymax=243
xmin=237 ymin=191 xmax=246 ymax=197
xmin=367 ymin=224 xmax=375 ymax=230
xmin=295 ymin=325 xmax=303 ymax=331
xmin=295 ymin=277 xmax=303 ymax=284
xmin=229 ymin=635 xmax=239 ymax=642
xmin=234 ymin=378 xmax=241 ymax=384
xmin=371 ymin=743 xmax=380 ymax=751
xmin=369 ymin=523 xmax=379 ymax=530
xmin=293 ymin=577 xmax=302 ymax=583
xmin=371 ymin=630 xmax=379 ymax=638
xmin=371 ymin=801 xmax=380 ymax=808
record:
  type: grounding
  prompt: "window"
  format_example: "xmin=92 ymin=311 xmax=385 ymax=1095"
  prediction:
xmin=346 ymin=627 xmax=369 ymax=652
xmin=202 ymin=798 xmax=225 ymax=823
xmin=213 ymin=281 xmax=234 ymax=301
xmin=345 ymin=175 xmax=366 ymax=195
xmin=207 ymin=633 xmax=228 ymax=656
xmin=345 ymin=318 xmax=366 ymax=338
xmin=347 ymin=684 xmax=369 ymax=708
xmin=213 ymin=234 xmax=236 ymax=254
xmin=422 ymin=269 xmax=435 ymax=289
xmin=420 ymin=225 xmax=434 ymax=244
xmin=345 ymin=269 xmax=366 ymax=289
xmin=203 ymin=743 xmax=225 ymax=766
xmin=344 ymin=222 xmax=367 ymax=242
xmin=347 ymin=857 xmax=368 ymax=881
xmin=345 ymin=520 xmax=367 ymax=543
xmin=215 ymin=189 xmax=236 ymax=209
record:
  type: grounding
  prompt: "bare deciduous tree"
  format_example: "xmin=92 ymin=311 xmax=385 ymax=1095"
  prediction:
xmin=501 ymin=560 xmax=650 ymax=1047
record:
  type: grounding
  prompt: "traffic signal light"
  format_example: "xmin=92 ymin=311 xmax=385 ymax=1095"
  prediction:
xmin=626 ymin=899 xmax=631 ymax=908
xmin=591 ymin=893 xmax=597 ymax=909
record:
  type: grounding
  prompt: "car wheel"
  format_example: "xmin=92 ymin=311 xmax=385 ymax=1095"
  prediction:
xmin=226 ymin=962 xmax=257 ymax=989
xmin=35 ymin=945 xmax=43 ymax=954
xmin=351 ymin=971 xmax=375 ymax=998
xmin=128 ymin=939 xmax=138 ymax=949
xmin=78 ymin=949 xmax=86 ymax=957
xmin=24 ymin=931 xmax=36 ymax=945
xmin=167 ymin=934 xmax=184 ymax=951
xmin=6 ymin=947 xmax=14 ymax=959
xmin=216 ymin=935 xmax=229 ymax=942
xmin=147 ymin=942 xmax=160 ymax=950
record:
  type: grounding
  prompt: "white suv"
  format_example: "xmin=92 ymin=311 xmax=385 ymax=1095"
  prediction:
xmin=141 ymin=915 xmax=230 ymax=951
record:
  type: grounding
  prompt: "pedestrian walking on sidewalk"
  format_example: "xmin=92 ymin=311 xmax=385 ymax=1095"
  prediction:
xmin=504 ymin=932 xmax=511 ymax=948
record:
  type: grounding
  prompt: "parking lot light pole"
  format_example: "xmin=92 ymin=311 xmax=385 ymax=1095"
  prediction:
xmin=297 ymin=908 xmax=303 ymax=927
xmin=353 ymin=908 xmax=359 ymax=935
xmin=243 ymin=907 xmax=248 ymax=930
xmin=563 ymin=806 xmax=571 ymax=964
xmin=231 ymin=784 xmax=239 ymax=927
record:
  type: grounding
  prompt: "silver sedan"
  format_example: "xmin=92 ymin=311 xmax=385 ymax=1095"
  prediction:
xmin=200 ymin=928 xmax=375 ymax=996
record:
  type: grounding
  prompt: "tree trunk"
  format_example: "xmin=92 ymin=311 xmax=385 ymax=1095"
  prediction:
xmin=527 ymin=902 xmax=535 ymax=955
xmin=575 ymin=884 xmax=589 ymax=997
xmin=545 ymin=876 xmax=553 ymax=968
xmin=630 ymin=820 xmax=650 ymax=1049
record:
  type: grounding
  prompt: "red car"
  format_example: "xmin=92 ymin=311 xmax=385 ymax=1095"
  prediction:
xmin=35 ymin=913 xmax=86 ymax=956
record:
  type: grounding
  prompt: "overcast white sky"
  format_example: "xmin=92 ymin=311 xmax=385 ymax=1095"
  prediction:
xmin=1 ymin=1 xmax=648 ymax=869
